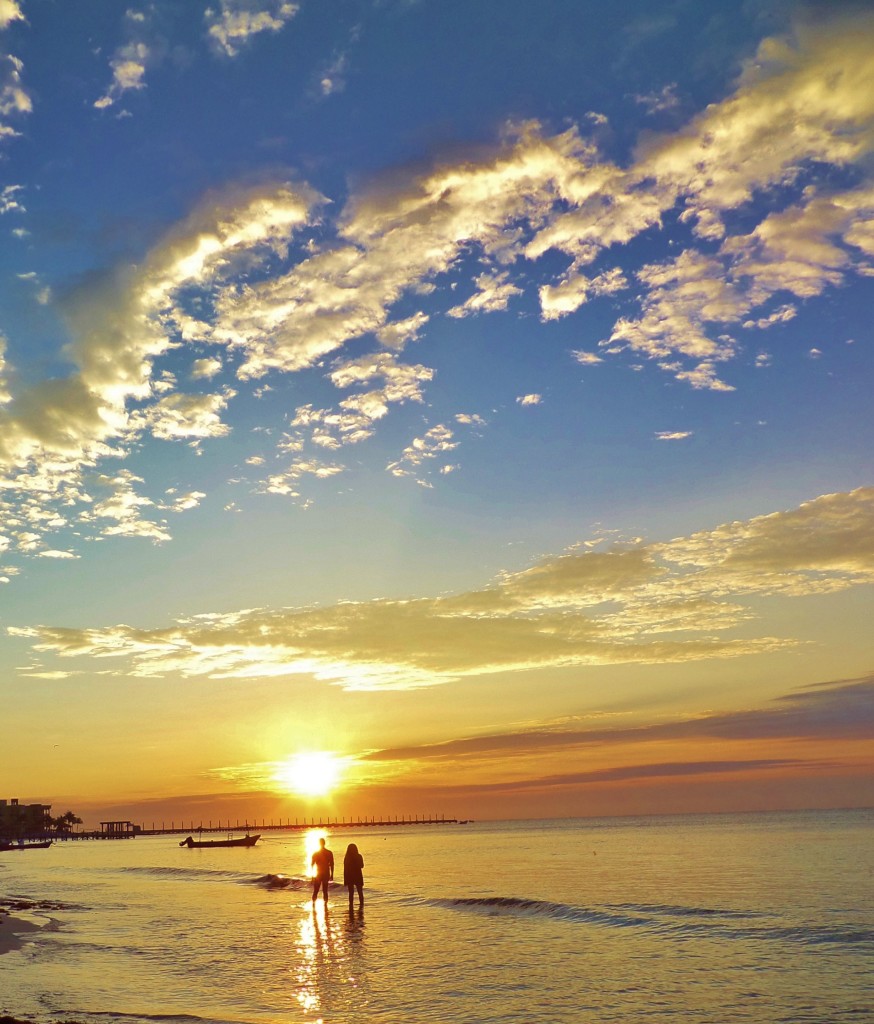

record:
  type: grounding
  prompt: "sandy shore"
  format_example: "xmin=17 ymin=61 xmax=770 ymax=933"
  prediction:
xmin=0 ymin=909 xmax=45 ymax=955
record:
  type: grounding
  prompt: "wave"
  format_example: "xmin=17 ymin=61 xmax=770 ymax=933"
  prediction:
xmin=425 ymin=895 xmax=651 ymax=929
xmin=79 ymin=1013 xmax=245 ymax=1024
xmin=121 ymin=865 xmax=315 ymax=890
xmin=120 ymin=866 xmax=252 ymax=881
xmin=608 ymin=901 xmax=764 ymax=920
xmin=425 ymin=895 xmax=874 ymax=948
xmin=250 ymin=873 xmax=311 ymax=891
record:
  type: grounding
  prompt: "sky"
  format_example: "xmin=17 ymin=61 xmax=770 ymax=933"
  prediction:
xmin=0 ymin=0 xmax=872 ymax=827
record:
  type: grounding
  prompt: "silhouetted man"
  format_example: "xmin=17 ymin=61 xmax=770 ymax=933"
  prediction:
xmin=311 ymin=837 xmax=334 ymax=905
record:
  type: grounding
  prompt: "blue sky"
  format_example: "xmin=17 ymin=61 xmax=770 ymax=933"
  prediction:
xmin=0 ymin=0 xmax=872 ymax=821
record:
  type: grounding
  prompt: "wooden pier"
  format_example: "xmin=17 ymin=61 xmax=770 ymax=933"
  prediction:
xmin=140 ymin=814 xmax=458 ymax=836
xmin=52 ymin=814 xmax=463 ymax=840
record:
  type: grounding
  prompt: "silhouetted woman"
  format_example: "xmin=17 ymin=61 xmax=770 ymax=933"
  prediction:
xmin=343 ymin=842 xmax=364 ymax=911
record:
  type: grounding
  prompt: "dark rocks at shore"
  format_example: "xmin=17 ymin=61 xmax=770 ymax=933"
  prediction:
xmin=2 ymin=1017 xmax=84 ymax=1024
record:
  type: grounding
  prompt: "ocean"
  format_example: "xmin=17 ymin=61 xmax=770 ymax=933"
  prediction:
xmin=1 ymin=810 xmax=872 ymax=1024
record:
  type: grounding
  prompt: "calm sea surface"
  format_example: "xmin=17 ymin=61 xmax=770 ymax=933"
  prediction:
xmin=1 ymin=810 xmax=872 ymax=1024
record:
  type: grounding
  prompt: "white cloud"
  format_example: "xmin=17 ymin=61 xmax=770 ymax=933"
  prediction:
xmin=743 ymin=304 xmax=797 ymax=330
xmin=191 ymin=357 xmax=223 ymax=380
xmin=633 ymin=83 xmax=679 ymax=115
xmin=94 ymin=9 xmax=167 ymax=110
xmin=655 ymin=431 xmax=692 ymax=441
xmin=387 ymin=424 xmax=457 ymax=480
xmin=260 ymin=457 xmax=344 ymax=498
xmin=205 ymin=0 xmax=299 ymax=57
xmin=0 ymin=2 xmax=23 ymax=31
xmin=376 ymin=313 xmax=429 ymax=351
xmin=163 ymin=490 xmax=206 ymax=513
xmin=78 ymin=470 xmax=172 ymax=543
xmin=0 ymin=183 xmax=24 ymax=214
xmin=517 ymin=393 xmax=541 ymax=406
xmin=447 ymin=271 xmax=522 ymax=318
xmin=0 ymin=181 xmax=317 ymax=554
xmin=131 ymin=390 xmax=235 ymax=441
xmin=6 ymin=12 xmax=874 ymax=555
xmin=16 ymin=487 xmax=871 ymax=690
xmin=572 ymin=350 xmax=604 ymax=366
xmin=0 ymin=52 xmax=30 ymax=137
xmin=318 ymin=51 xmax=348 ymax=97
xmin=539 ymin=267 xmax=627 ymax=321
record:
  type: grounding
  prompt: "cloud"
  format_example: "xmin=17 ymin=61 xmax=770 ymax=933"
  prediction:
xmin=259 ymin=456 xmax=344 ymax=499
xmin=529 ymin=13 xmax=874 ymax=385
xmin=0 ymin=51 xmax=30 ymax=138
xmin=426 ymin=759 xmax=831 ymax=795
xmin=0 ymin=2 xmax=23 ymax=31
xmin=94 ymin=9 xmax=168 ymax=110
xmin=633 ymin=83 xmax=679 ymax=115
xmin=191 ymin=357 xmax=223 ymax=380
xmin=743 ymin=304 xmax=796 ymax=330
xmin=386 ymin=424 xmax=457 ymax=484
xmin=655 ymin=430 xmax=692 ymax=441
xmin=6 ymin=10 xmax=874 ymax=553
xmin=539 ymin=267 xmax=627 ymax=321
xmin=572 ymin=350 xmax=604 ymax=366
xmin=447 ymin=271 xmax=522 ymax=318
xmin=278 ymin=354 xmax=435 ymax=461
xmin=205 ymin=0 xmax=299 ymax=57
xmin=364 ymin=675 xmax=874 ymax=764
xmin=0 ymin=183 xmax=24 ymax=214
xmin=212 ymin=122 xmax=595 ymax=379
xmin=130 ymin=390 xmax=235 ymax=441
xmin=657 ymin=487 xmax=874 ymax=583
xmin=0 ymin=181 xmax=317 ymax=552
xmin=376 ymin=313 xmax=429 ymax=351
xmin=12 ymin=487 xmax=872 ymax=689
xmin=516 ymin=394 xmax=541 ymax=406
xmin=317 ymin=51 xmax=348 ymax=97
xmin=78 ymin=470 xmax=172 ymax=543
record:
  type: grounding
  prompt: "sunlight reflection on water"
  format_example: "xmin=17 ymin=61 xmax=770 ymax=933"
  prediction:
xmin=0 ymin=811 xmax=871 ymax=1024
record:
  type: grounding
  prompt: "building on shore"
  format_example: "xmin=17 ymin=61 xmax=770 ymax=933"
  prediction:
xmin=0 ymin=798 xmax=52 ymax=839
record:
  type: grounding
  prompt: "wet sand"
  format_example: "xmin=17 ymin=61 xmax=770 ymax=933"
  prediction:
xmin=0 ymin=909 xmax=44 ymax=955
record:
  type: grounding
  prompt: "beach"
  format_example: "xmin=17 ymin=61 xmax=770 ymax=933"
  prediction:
xmin=0 ymin=908 xmax=60 ymax=1024
xmin=0 ymin=907 xmax=47 ymax=956
xmin=1 ymin=811 xmax=872 ymax=1024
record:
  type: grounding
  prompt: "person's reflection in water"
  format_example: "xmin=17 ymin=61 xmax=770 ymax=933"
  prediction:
xmin=343 ymin=843 xmax=365 ymax=914
xmin=294 ymin=881 xmax=368 ymax=1018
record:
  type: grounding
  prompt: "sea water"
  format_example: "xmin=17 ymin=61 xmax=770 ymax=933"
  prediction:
xmin=1 ymin=810 xmax=872 ymax=1024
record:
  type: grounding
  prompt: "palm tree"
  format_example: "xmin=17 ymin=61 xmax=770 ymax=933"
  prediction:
xmin=53 ymin=810 xmax=83 ymax=834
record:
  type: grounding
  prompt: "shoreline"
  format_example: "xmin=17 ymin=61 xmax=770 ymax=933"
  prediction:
xmin=0 ymin=909 xmax=46 ymax=956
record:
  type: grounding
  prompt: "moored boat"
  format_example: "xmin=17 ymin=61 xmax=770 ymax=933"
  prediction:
xmin=179 ymin=834 xmax=260 ymax=848
xmin=0 ymin=840 xmax=53 ymax=851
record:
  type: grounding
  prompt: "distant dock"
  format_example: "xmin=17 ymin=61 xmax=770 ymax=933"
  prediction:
xmin=50 ymin=814 xmax=465 ymax=840
xmin=142 ymin=814 xmax=460 ymax=836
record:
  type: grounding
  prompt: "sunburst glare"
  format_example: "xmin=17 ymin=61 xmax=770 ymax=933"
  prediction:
xmin=273 ymin=752 xmax=345 ymax=798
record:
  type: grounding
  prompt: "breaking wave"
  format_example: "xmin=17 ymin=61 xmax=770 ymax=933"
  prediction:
xmin=423 ymin=895 xmax=874 ymax=948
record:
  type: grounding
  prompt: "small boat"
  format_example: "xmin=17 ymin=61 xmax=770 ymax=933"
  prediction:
xmin=0 ymin=840 xmax=53 ymax=851
xmin=179 ymin=834 xmax=260 ymax=848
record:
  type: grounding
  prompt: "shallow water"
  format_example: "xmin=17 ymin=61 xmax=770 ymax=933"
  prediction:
xmin=1 ymin=810 xmax=872 ymax=1023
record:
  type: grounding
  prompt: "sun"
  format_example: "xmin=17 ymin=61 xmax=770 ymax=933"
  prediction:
xmin=273 ymin=752 xmax=344 ymax=798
